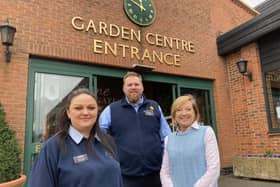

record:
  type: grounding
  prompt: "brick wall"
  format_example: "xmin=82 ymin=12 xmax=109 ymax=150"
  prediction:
xmin=226 ymin=43 xmax=280 ymax=155
xmin=0 ymin=0 xmax=258 ymax=168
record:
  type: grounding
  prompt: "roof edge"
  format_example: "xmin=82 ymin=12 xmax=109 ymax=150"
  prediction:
xmin=217 ymin=8 xmax=280 ymax=56
xmin=234 ymin=0 xmax=260 ymax=15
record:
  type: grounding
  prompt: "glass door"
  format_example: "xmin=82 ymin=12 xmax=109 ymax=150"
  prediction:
xmin=33 ymin=73 xmax=89 ymax=142
xmin=24 ymin=58 xmax=217 ymax=178
xmin=24 ymin=59 xmax=95 ymax=178
xmin=24 ymin=73 xmax=90 ymax=176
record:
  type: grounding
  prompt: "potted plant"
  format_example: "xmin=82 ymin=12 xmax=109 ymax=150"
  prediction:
xmin=0 ymin=103 xmax=26 ymax=187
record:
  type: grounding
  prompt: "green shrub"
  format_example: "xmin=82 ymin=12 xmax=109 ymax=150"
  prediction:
xmin=0 ymin=102 xmax=21 ymax=182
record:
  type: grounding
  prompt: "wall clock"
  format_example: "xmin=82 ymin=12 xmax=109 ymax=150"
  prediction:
xmin=124 ymin=0 xmax=156 ymax=26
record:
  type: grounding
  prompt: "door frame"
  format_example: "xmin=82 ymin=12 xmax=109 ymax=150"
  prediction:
xmin=24 ymin=58 xmax=124 ymax=176
xmin=24 ymin=58 xmax=217 ymax=176
xmin=143 ymin=73 xmax=216 ymax=133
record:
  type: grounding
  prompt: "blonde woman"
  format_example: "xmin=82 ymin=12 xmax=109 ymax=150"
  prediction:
xmin=160 ymin=95 xmax=220 ymax=187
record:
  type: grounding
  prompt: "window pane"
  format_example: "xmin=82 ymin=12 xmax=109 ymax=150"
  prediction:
xmin=143 ymin=81 xmax=173 ymax=117
xmin=97 ymin=76 xmax=123 ymax=113
xmin=265 ymin=69 xmax=280 ymax=129
xmin=33 ymin=73 xmax=89 ymax=142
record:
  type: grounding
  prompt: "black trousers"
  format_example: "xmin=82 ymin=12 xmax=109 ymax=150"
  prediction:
xmin=122 ymin=172 xmax=161 ymax=187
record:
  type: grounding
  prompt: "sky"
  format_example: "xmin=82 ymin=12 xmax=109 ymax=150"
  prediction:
xmin=243 ymin=0 xmax=266 ymax=7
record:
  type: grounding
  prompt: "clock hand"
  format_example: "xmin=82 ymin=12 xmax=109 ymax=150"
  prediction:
xmin=130 ymin=0 xmax=146 ymax=11
xmin=139 ymin=0 xmax=146 ymax=12
xmin=130 ymin=0 xmax=141 ymax=8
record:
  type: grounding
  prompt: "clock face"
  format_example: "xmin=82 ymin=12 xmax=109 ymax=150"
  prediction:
xmin=124 ymin=0 xmax=156 ymax=26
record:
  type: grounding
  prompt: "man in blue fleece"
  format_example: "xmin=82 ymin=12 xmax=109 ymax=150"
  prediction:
xmin=99 ymin=71 xmax=171 ymax=187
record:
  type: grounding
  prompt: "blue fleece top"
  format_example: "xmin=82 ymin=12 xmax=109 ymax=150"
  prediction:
xmin=28 ymin=126 xmax=123 ymax=187
xmin=99 ymin=97 xmax=171 ymax=176
xmin=99 ymin=96 xmax=171 ymax=144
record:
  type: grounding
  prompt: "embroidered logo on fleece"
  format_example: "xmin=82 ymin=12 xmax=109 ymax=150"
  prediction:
xmin=144 ymin=105 xmax=155 ymax=116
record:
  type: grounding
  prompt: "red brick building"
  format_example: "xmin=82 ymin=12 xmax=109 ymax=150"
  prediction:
xmin=0 ymin=0 xmax=279 ymax=177
xmin=217 ymin=0 xmax=280 ymax=158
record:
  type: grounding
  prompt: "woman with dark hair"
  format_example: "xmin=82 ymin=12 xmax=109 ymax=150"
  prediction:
xmin=28 ymin=88 xmax=123 ymax=187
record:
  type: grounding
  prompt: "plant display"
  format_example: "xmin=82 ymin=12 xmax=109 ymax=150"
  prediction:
xmin=242 ymin=149 xmax=280 ymax=158
xmin=0 ymin=103 xmax=21 ymax=182
xmin=264 ymin=149 xmax=274 ymax=156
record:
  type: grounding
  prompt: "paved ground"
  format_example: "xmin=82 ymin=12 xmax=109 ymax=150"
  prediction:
xmin=218 ymin=175 xmax=280 ymax=187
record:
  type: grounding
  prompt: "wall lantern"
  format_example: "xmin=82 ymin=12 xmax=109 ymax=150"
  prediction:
xmin=0 ymin=19 xmax=16 ymax=63
xmin=236 ymin=58 xmax=253 ymax=81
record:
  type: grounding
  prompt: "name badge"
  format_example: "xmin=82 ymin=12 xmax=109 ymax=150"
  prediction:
xmin=144 ymin=110 xmax=154 ymax=116
xmin=73 ymin=154 xmax=88 ymax=164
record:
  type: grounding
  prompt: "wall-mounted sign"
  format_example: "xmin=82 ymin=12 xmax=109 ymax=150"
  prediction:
xmin=124 ymin=0 xmax=156 ymax=26
xmin=71 ymin=17 xmax=195 ymax=67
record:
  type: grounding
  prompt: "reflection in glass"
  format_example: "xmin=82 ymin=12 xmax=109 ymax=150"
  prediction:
xmin=265 ymin=69 xmax=280 ymax=129
xmin=97 ymin=76 xmax=123 ymax=113
xmin=144 ymin=81 xmax=173 ymax=130
xmin=144 ymin=81 xmax=173 ymax=117
xmin=32 ymin=73 xmax=89 ymax=142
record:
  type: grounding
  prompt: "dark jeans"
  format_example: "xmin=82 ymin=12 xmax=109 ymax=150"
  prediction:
xmin=122 ymin=172 xmax=161 ymax=187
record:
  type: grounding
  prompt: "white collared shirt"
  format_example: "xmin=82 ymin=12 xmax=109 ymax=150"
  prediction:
xmin=160 ymin=121 xmax=220 ymax=187
xmin=68 ymin=125 xmax=100 ymax=144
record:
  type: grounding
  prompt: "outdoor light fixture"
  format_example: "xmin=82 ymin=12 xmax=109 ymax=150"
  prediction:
xmin=236 ymin=58 xmax=253 ymax=81
xmin=132 ymin=64 xmax=155 ymax=72
xmin=0 ymin=19 xmax=16 ymax=63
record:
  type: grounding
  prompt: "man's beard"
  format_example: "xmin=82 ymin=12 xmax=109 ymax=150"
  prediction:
xmin=127 ymin=94 xmax=141 ymax=104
